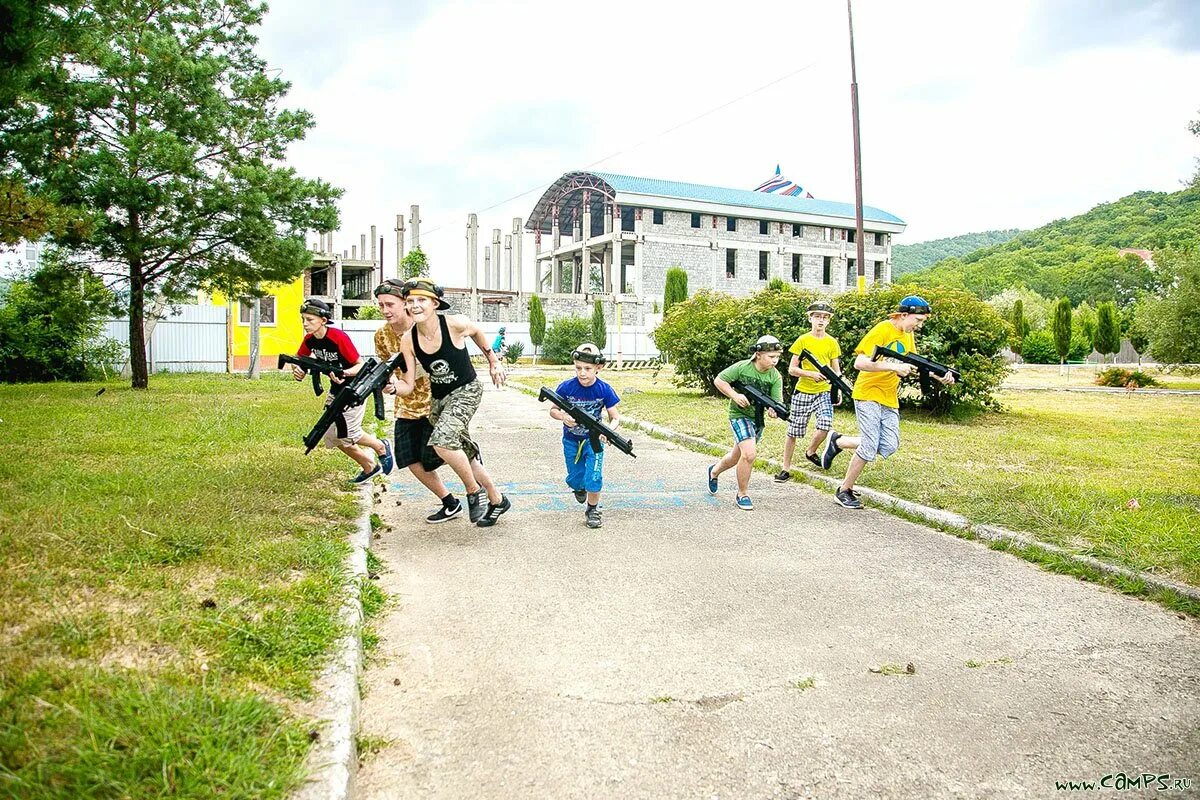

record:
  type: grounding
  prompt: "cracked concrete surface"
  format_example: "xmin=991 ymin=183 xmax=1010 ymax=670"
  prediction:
xmin=356 ymin=384 xmax=1200 ymax=799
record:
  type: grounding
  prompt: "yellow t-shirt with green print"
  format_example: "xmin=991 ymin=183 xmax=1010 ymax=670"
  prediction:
xmin=851 ymin=320 xmax=915 ymax=409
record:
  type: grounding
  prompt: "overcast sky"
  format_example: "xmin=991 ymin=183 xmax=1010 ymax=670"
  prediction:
xmin=257 ymin=0 xmax=1200 ymax=287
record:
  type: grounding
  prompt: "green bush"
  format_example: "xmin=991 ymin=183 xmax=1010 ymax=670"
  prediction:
xmin=541 ymin=316 xmax=593 ymax=364
xmin=1020 ymin=329 xmax=1057 ymax=363
xmin=0 ymin=259 xmax=124 ymax=381
xmin=656 ymin=283 xmax=1010 ymax=413
xmin=663 ymin=267 xmax=688 ymax=316
xmin=354 ymin=305 xmax=382 ymax=320
xmin=502 ymin=341 xmax=524 ymax=364
xmin=1095 ymin=367 xmax=1161 ymax=388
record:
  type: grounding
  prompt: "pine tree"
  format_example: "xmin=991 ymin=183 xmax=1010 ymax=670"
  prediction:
xmin=663 ymin=267 xmax=688 ymax=316
xmin=528 ymin=293 xmax=546 ymax=365
xmin=1053 ymin=297 xmax=1073 ymax=368
xmin=591 ymin=299 xmax=607 ymax=352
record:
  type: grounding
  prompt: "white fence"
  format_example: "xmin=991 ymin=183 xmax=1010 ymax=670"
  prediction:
xmin=104 ymin=304 xmax=227 ymax=373
xmin=342 ymin=320 xmax=661 ymax=361
xmin=101 ymin=308 xmax=662 ymax=372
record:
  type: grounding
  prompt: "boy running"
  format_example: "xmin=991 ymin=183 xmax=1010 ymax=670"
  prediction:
xmin=776 ymin=301 xmax=843 ymax=482
xmin=707 ymin=335 xmax=785 ymax=511
xmin=392 ymin=278 xmax=511 ymax=527
xmin=548 ymin=343 xmax=621 ymax=529
xmin=820 ymin=295 xmax=955 ymax=509
xmin=290 ymin=298 xmax=393 ymax=483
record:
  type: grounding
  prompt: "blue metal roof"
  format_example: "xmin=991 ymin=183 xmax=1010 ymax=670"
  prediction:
xmin=591 ymin=171 xmax=904 ymax=226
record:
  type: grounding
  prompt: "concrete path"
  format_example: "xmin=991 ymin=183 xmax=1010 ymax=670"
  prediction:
xmin=356 ymin=384 xmax=1199 ymax=799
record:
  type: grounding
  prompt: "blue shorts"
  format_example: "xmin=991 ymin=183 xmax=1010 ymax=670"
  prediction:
xmin=853 ymin=399 xmax=900 ymax=462
xmin=730 ymin=416 xmax=762 ymax=444
xmin=563 ymin=437 xmax=605 ymax=493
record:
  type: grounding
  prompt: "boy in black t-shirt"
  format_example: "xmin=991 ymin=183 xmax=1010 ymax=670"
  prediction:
xmin=290 ymin=298 xmax=393 ymax=483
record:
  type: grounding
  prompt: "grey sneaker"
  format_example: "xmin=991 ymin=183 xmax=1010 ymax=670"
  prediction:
xmin=466 ymin=488 xmax=488 ymax=523
xmin=585 ymin=506 xmax=602 ymax=528
xmin=476 ymin=494 xmax=511 ymax=528
xmin=835 ymin=488 xmax=863 ymax=509
xmin=773 ymin=470 xmax=791 ymax=483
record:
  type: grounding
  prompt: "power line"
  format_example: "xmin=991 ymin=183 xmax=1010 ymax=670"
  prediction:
xmin=413 ymin=60 xmax=821 ymax=243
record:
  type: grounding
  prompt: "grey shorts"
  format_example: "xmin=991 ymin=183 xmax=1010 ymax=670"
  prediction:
xmin=428 ymin=380 xmax=483 ymax=454
xmin=853 ymin=399 xmax=900 ymax=462
xmin=321 ymin=397 xmax=365 ymax=449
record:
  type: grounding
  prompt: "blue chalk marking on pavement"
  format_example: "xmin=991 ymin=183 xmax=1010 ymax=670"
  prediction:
xmin=387 ymin=479 xmax=722 ymax=511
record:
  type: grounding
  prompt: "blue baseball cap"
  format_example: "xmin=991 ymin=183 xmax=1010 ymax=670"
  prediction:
xmin=895 ymin=295 xmax=932 ymax=315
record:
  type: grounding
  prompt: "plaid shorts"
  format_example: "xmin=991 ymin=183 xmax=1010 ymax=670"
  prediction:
xmin=786 ymin=390 xmax=833 ymax=439
xmin=393 ymin=417 xmax=445 ymax=471
xmin=730 ymin=416 xmax=762 ymax=444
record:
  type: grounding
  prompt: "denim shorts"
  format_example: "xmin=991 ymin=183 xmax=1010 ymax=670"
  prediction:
xmin=853 ymin=399 xmax=900 ymax=462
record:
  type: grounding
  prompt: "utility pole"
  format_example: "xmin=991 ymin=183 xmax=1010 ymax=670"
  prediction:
xmin=848 ymin=0 xmax=867 ymax=294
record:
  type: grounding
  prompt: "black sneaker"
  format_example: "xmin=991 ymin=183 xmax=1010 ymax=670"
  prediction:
xmin=774 ymin=470 xmax=791 ymax=483
xmin=476 ymin=494 xmax=511 ymax=527
xmin=466 ymin=488 xmax=488 ymax=523
xmin=820 ymin=432 xmax=843 ymax=470
xmin=573 ymin=488 xmax=587 ymax=504
xmin=426 ymin=500 xmax=462 ymax=524
xmin=805 ymin=452 xmax=821 ymax=468
xmin=585 ymin=506 xmax=602 ymax=528
xmin=835 ymin=488 xmax=863 ymax=509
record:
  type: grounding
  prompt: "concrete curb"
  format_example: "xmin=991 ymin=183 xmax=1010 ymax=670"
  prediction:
xmin=292 ymin=486 xmax=372 ymax=800
xmin=511 ymin=380 xmax=1200 ymax=604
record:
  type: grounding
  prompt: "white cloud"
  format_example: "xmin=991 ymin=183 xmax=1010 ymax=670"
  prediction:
xmin=259 ymin=0 xmax=1200 ymax=287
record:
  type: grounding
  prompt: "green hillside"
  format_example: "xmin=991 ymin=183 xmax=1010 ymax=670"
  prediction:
xmin=892 ymin=229 xmax=1022 ymax=275
xmin=904 ymin=187 xmax=1200 ymax=306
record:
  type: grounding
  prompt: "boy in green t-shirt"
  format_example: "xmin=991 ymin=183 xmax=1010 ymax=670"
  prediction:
xmin=820 ymin=295 xmax=955 ymax=509
xmin=775 ymin=301 xmax=843 ymax=482
xmin=707 ymin=335 xmax=785 ymax=511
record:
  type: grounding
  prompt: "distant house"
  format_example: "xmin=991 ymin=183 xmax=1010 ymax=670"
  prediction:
xmin=1118 ymin=248 xmax=1155 ymax=268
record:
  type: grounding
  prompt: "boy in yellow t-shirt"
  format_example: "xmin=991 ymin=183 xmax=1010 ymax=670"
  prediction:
xmin=775 ymin=301 xmax=843 ymax=482
xmin=819 ymin=295 xmax=955 ymax=509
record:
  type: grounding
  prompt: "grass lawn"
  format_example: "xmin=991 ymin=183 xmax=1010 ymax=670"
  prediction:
xmin=1004 ymin=363 xmax=1200 ymax=390
xmin=512 ymin=367 xmax=1200 ymax=590
xmin=0 ymin=373 xmax=368 ymax=798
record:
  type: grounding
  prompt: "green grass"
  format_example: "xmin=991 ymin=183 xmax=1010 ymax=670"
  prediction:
xmin=790 ymin=676 xmax=817 ymax=691
xmin=1004 ymin=363 xmax=1200 ymax=390
xmin=512 ymin=368 xmax=1200 ymax=588
xmin=0 ymin=373 xmax=363 ymax=797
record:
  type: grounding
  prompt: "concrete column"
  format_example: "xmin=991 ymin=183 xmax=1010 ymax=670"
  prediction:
xmin=332 ymin=259 xmax=343 ymax=320
xmin=484 ymin=249 xmax=492 ymax=289
xmin=394 ymin=214 xmax=405 ymax=271
xmin=503 ymin=234 xmax=512 ymax=291
xmin=491 ymin=229 xmax=501 ymax=290
xmin=581 ymin=192 xmax=592 ymax=295
xmin=410 ymin=205 xmax=421 ymax=253
xmin=370 ymin=225 xmax=377 ymax=262
xmin=551 ymin=206 xmax=561 ymax=294
xmin=467 ymin=214 xmax=479 ymax=292
xmin=602 ymin=246 xmax=612 ymax=295
xmin=534 ymin=230 xmax=543 ymax=293
xmin=351 ymin=245 xmax=357 ymax=260
xmin=359 ymin=234 xmax=366 ymax=261
xmin=633 ymin=208 xmax=644 ymax=297
xmin=513 ymin=217 xmax=523 ymax=295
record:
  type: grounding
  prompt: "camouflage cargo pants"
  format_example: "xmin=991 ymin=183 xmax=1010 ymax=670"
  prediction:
xmin=428 ymin=380 xmax=482 ymax=462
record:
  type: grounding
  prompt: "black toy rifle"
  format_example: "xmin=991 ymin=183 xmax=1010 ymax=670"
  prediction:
xmin=870 ymin=345 xmax=961 ymax=396
xmin=538 ymin=386 xmax=636 ymax=458
xmin=798 ymin=348 xmax=853 ymax=405
xmin=302 ymin=352 xmax=406 ymax=453
xmin=278 ymin=353 xmax=345 ymax=397
xmin=730 ymin=380 xmax=789 ymax=429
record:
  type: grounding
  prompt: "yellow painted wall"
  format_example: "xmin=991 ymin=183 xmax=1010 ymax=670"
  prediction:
xmin=210 ymin=278 xmax=306 ymax=357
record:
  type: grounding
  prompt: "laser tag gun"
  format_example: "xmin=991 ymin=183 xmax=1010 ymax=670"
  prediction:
xmin=870 ymin=345 xmax=962 ymax=396
xmin=730 ymin=380 xmax=790 ymax=430
xmin=538 ymin=386 xmax=636 ymax=458
xmin=277 ymin=353 xmax=345 ymax=397
xmin=301 ymin=351 xmax=406 ymax=453
xmin=798 ymin=348 xmax=853 ymax=405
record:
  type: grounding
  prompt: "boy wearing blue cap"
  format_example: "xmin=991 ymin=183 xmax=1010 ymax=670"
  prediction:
xmin=820 ymin=295 xmax=955 ymax=509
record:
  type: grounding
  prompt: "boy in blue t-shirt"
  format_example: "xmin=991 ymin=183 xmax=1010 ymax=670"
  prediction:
xmin=548 ymin=343 xmax=621 ymax=529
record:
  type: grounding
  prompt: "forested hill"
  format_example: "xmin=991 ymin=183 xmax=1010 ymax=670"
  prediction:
xmin=892 ymin=229 xmax=1022 ymax=275
xmin=903 ymin=186 xmax=1200 ymax=306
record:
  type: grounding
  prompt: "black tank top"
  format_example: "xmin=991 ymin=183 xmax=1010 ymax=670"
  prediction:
xmin=411 ymin=313 xmax=477 ymax=399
